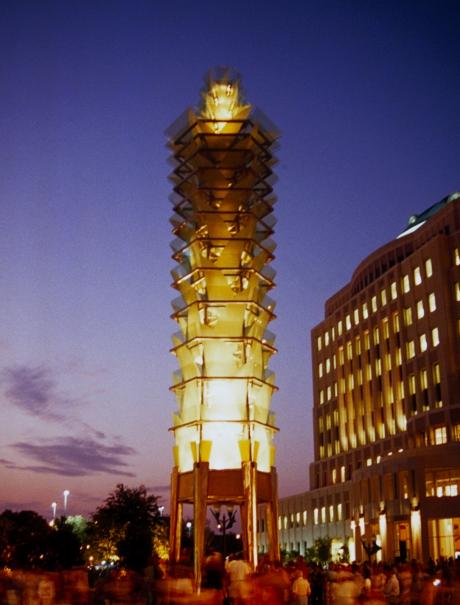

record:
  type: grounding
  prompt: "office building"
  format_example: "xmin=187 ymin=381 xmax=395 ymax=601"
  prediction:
xmin=259 ymin=192 xmax=460 ymax=562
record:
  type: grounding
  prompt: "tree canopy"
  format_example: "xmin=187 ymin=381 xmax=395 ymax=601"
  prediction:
xmin=87 ymin=484 xmax=161 ymax=571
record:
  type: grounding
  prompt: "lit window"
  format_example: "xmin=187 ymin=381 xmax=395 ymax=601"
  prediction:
xmin=373 ymin=327 xmax=380 ymax=345
xmin=383 ymin=319 xmax=389 ymax=339
xmin=406 ymin=341 xmax=415 ymax=359
xmin=404 ymin=307 xmax=413 ymax=326
xmin=364 ymin=331 xmax=370 ymax=349
xmin=348 ymin=374 xmax=354 ymax=389
xmin=283 ymin=516 xmax=288 ymax=530
xmin=366 ymin=458 xmax=372 ymax=467
xmin=402 ymin=275 xmax=410 ymax=293
xmin=428 ymin=293 xmax=436 ymax=312
xmin=417 ymin=300 xmax=425 ymax=319
xmin=332 ymin=469 xmax=337 ymax=484
xmin=327 ymin=386 xmax=331 ymax=400
xmin=296 ymin=512 xmax=300 ymax=525
xmin=338 ymin=320 xmax=343 ymax=336
xmin=329 ymin=505 xmax=334 ymax=522
xmin=320 ymin=390 xmax=324 ymax=404
xmin=317 ymin=336 xmax=322 ymax=351
xmin=332 ymin=326 xmax=336 ymax=340
xmin=381 ymin=289 xmax=387 ymax=306
xmin=354 ymin=308 xmax=359 ymax=325
xmin=433 ymin=363 xmax=440 ymax=384
xmin=371 ymin=296 xmax=377 ymax=313
xmin=314 ymin=508 xmax=319 ymax=525
xmin=446 ymin=484 xmax=458 ymax=497
xmin=337 ymin=503 xmax=343 ymax=521
xmin=278 ymin=516 xmax=282 ymax=530
xmin=414 ymin=266 xmax=422 ymax=285
xmin=375 ymin=359 xmax=382 ymax=376
xmin=398 ymin=382 xmax=405 ymax=399
xmin=355 ymin=336 xmax=361 ymax=355
xmin=362 ymin=303 xmax=368 ymax=319
xmin=321 ymin=506 xmax=326 ymax=524
xmin=425 ymin=258 xmax=433 ymax=277
xmin=346 ymin=314 xmax=351 ymax=330
xmin=455 ymin=283 xmax=460 ymax=302
xmin=434 ymin=426 xmax=447 ymax=445
xmin=339 ymin=348 xmax=344 ymax=365
xmin=455 ymin=248 xmax=460 ymax=266
xmin=366 ymin=365 xmax=372 ymax=381
xmin=408 ymin=373 xmax=415 ymax=394
xmin=393 ymin=313 xmax=400 ymax=332
xmin=318 ymin=363 xmax=323 ymax=378
xmin=391 ymin=282 xmax=397 ymax=300
xmin=432 ymin=327 xmax=440 ymax=347
xmin=420 ymin=334 xmax=427 ymax=352
xmin=420 ymin=369 xmax=428 ymax=389
xmin=396 ymin=348 xmax=402 ymax=365
xmin=325 ymin=331 xmax=330 ymax=346
xmin=334 ymin=382 xmax=338 ymax=397
xmin=302 ymin=510 xmax=307 ymax=525
xmin=340 ymin=466 xmax=345 ymax=482
xmin=326 ymin=358 xmax=331 ymax=373
xmin=385 ymin=353 xmax=392 ymax=371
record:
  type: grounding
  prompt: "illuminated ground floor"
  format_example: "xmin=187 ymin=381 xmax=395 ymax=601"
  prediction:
xmin=257 ymin=443 xmax=460 ymax=562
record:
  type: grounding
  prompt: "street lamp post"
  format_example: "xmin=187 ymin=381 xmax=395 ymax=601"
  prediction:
xmin=51 ymin=502 xmax=57 ymax=520
xmin=210 ymin=505 xmax=237 ymax=558
xmin=63 ymin=489 xmax=70 ymax=514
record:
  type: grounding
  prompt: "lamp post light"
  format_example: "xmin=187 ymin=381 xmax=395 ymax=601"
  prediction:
xmin=51 ymin=501 xmax=57 ymax=520
xmin=63 ymin=489 xmax=70 ymax=514
xmin=210 ymin=504 xmax=237 ymax=558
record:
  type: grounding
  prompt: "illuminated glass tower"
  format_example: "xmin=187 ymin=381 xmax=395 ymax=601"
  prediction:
xmin=167 ymin=69 xmax=280 ymax=581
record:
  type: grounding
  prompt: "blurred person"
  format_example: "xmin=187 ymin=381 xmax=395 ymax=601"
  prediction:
xmin=383 ymin=567 xmax=400 ymax=605
xmin=291 ymin=569 xmax=311 ymax=605
xmin=226 ymin=553 xmax=251 ymax=605
xmin=334 ymin=566 xmax=361 ymax=605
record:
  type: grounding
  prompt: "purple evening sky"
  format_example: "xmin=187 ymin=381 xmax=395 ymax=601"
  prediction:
xmin=0 ymin=0 xmax=459 ymax=519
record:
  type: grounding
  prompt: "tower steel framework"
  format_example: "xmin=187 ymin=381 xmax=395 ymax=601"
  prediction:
xmin=167 ymin=71 xmax=280 ymax=585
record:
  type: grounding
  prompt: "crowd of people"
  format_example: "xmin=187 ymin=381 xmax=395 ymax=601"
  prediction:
xmin=1 ymin=554 xmax=459 ymax=605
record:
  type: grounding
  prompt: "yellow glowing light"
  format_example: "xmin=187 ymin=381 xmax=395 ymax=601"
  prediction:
xmin=201 ymin=80 xmax=249 ymax=132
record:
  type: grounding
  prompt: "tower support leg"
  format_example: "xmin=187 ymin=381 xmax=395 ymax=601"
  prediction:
xmin=267 ymin=467 xmax=280 ymax=561
xmin=193 ymin=462 xmax=209 ymax=592
xmin=242 ymin=461 xmax=258 ymax=569
xmin=169 ymin=467 xmax=182 ymax=563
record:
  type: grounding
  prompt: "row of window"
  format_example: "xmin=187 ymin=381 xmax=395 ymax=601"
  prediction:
xmin=278 ymin=502 xmax=345 ymax=530
xmin=316 ymin=259 xmax=435 ymax=351
xmin=426 ymin=468 xmax=460 ymax=497
xmin=318 ymin=297 xmax=438 ymax=379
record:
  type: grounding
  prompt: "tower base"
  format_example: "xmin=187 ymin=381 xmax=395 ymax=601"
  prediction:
xmin=169 ymin=463 xmax=279 ymax=589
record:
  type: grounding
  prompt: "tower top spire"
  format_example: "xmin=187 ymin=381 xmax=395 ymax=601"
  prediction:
xmin=199 ymin=67 xmax=250 ymax=126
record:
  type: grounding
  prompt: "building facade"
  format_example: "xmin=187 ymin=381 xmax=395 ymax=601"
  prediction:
xmin=258 ymin=192 xmax=460 ymax=562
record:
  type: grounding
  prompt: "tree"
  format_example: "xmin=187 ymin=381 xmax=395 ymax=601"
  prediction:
xmin=48 ymin=516 xmax=84 ymax=569
xmin=304 ymin=537 xmax=332 ymax=566
xmin=0 ymin=510 xmax=51 ymax=569
xmin=88 ymin=484 xmax=160 ymax=571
